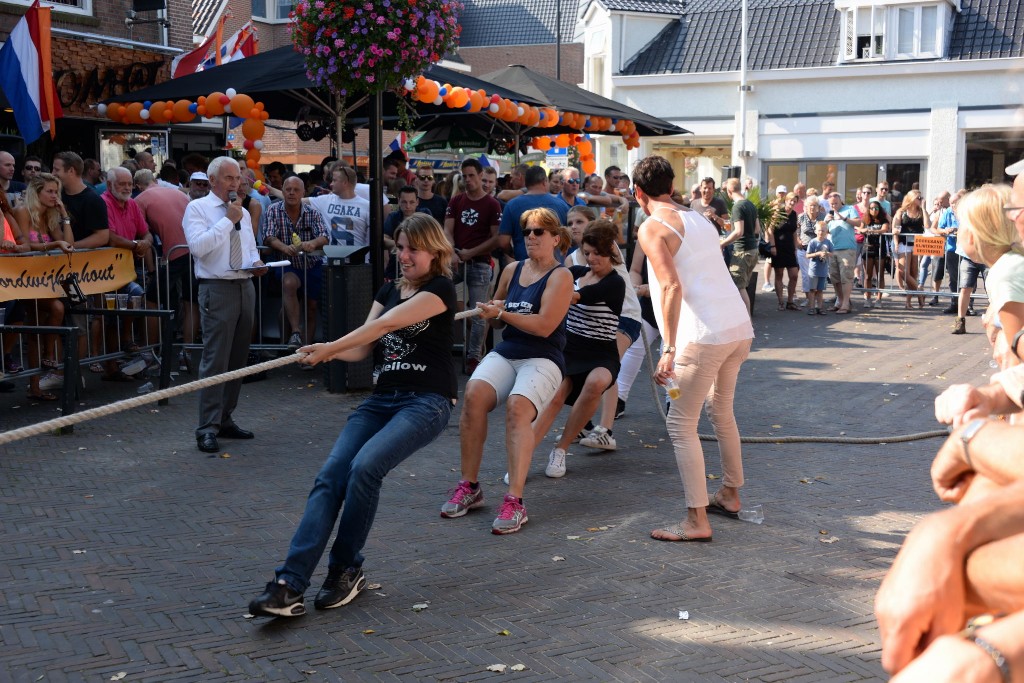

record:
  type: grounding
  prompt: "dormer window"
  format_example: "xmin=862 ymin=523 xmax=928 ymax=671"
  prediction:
xmin=836 ymin=0 xmax=957 ymax=63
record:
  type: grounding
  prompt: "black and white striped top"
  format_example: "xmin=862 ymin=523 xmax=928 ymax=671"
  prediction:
xmin=566 ymin=265 xmax=625 ymax=344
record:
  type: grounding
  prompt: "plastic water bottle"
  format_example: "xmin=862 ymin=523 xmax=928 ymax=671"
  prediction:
xmin=737 ymin=504 xmax=764 ymax=524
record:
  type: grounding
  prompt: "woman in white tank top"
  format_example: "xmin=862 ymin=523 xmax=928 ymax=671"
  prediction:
xmin=634 ymin=156 xmax=754 ymax=543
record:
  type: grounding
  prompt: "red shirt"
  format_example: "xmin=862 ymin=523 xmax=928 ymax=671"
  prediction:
xmin=134 ymin=186 xmax=190 ymax=260
xmin=102 ymin=191 xmax=148 ymax=242
xmin=445 ymin=193 xmax=502 ymax=258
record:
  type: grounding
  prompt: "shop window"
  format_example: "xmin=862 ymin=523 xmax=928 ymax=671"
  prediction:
xmin=7 ymin=0 xmax=91 ymax=16
xmin=766 ymin=164 xmax=799 ymax=194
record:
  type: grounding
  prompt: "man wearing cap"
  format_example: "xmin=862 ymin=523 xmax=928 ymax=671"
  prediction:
xmin=189 ymin=172 xmax=211 ymax=200
xmin=183 ymin=157 xmax=266 ymax=454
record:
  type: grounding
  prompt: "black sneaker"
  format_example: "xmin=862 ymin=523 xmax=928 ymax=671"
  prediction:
xmin=314 ymin=566 xmax=365 ymax=610
xmin=942 ymin=304 xmax=957 ymax=315
xmin=248 ymin=580 xmax=306 ymax=618
xmin=615 ymin=398 xmax=626 ymax=420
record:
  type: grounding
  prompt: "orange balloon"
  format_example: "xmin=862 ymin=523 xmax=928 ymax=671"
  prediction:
xmin=205 ymin=92 xmax=226 ymax=116
xmin=260 ymin=110 xmax=269 ymax=120
xmin=230 ymin=94 xmax=255 ymax=119
xmin=554 ymin=134 xmax=571 ymax=148
xmin=147 ymin=102 xmax=167 ymax=124
xmin=172 ymin=100 xmax=194 ymax=123
xmin=242 ymin=118 xmax=265 ymax=139
xmin=468 ymin=91 xmax=483 ymax=113
xmin=246 ymin=149 xmax=261 ymax=162
xmin=582 ymin=160 xmax=597 ymax=175
xmin=125 ymin=102 xmax=145 ymax=124
xmin=107 ymin=104 xmax=122 ymax=121
xmin=577 ymin=140 xmax=593 ymax=155
xmin=247 ymin=159 xmax=259 ymax=170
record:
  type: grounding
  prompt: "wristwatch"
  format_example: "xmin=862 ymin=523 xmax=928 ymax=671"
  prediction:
xmin=1012 ymin=329 xmax=1024 ymax=359
xmin=663 ymin=346 xmax=676 ymax=355
xmin=960 ymin=418 xmax=988 ymax=468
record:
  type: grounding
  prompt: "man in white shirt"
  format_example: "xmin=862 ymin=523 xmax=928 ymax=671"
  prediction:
xmin=182 ymin=156 xmax=266 ymax=454
xmin=309 ymin=164 xmax=371 ymax=248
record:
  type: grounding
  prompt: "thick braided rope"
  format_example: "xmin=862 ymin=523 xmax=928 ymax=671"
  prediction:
xmin=0 ymin=306 xmax=948 ymax=447
xmin=0 ymin=307 xmax=485 ymax=446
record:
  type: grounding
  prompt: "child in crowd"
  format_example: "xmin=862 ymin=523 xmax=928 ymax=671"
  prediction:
xmin=806 ymin=224 xmax=833 ymax=316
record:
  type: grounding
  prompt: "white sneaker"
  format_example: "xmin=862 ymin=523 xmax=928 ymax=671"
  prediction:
xmin=503 ymin=472 xmax=509 ymax=485
xmin=38 ymin=372 xmax=63 ymax=391
xmin=579 ymin=426 xmax=617 ymax=451
xmin=545 ymin=448 xmax=567 ymax=478
xmin=761 ymin=283 xmax=774 ymax=292
xmin=120 ymin=356 xmax=147 ymax=376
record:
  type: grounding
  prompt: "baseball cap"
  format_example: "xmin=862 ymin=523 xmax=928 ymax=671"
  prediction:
xmin=1006 ymin=158 xmax=1024 ymax=176
xmin=189 ymin=172 xmax=209 ymax=182
xmin=775 ymin=185 xmax=788 ymax=194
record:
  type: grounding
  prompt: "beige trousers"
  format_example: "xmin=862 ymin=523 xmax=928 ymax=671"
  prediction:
xmin=666 ymin=337 xmax=753 ymax=509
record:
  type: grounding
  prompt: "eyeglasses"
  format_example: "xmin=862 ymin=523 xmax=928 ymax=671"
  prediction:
xmin=565 ymin=178 xmax=581 ymax=185
xmin=417 ymin=175 xmax=434 ymax=181
xmin=522 ymin=227 xmax=548 ymax=238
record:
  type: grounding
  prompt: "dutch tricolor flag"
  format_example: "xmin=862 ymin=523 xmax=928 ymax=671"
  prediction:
xmin=0 ymin=0 xmax=62 ymax=143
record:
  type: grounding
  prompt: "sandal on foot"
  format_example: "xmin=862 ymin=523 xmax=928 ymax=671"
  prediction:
xmin=777 ymin=302 xmax=785 ymax=311
xmin=651 ymin=524 xmax=712 ymax=543
xmin=89 ymin=362 xmax=105 ymax=373
xmin=42 ymin=358 xmax=60 ymax=370
xmin=27 ymin=391 xmax=58 ymax=401
xmin=785 ymin=302 xmax=800 ymax=311
xmin=125 ymin=341 xmax=141 ymax=353
xmin=707 ymin=498 xmax=740 ymax=520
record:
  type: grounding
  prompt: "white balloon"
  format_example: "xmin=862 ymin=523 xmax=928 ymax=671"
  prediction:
xmin=404 ymin=79 xmax=415 ymax=91
xmin=140 ymin=109 xmax=150 ymax=119
xmin=224 ymin=104 xmax=232 ymax=114
xmin=517 ymin=106 xmax=524 ymax=117
xmin=97 ymin=103 xmax=108 ymax=115
xmin=254 ymin=140 xmax=264 ymax=150
xmin=489 ymin=103 xmax=499 ymax=113
xmin=226 ymin=88 xmax=237 ymax=98
xmin=433 ymin=96 xmax=443 ymax=105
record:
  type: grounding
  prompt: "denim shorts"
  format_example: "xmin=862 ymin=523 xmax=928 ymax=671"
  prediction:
xmin=617 ymin=317 xmax=642 ymax=344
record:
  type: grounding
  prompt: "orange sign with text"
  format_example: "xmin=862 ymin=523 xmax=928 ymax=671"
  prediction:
xmin=0 ymin=248 xmax=137 ymax=301
xmin=912 ymin=235 xmax=945 ymax=257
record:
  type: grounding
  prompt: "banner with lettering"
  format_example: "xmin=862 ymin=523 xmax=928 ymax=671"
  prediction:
xmin=0 ymin=248 xmax=137 ymax=301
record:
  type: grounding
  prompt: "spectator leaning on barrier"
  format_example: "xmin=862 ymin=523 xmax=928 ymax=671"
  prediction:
xmin=52 ymin=152 xmax=108 ymax=250
xmin=825 ymin=191 xmax=862 ymax=313
xmin=262 ymin=176 xmax=329 ymax=350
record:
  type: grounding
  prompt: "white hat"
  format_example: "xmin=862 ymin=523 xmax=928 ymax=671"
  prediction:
xmin=189 ymin=171 xmax=209 ymax=182
xmin=1006 ymin=158 xmax=1024 ymax=176
xmin=775 ymin=185 xmax=788 ymax=194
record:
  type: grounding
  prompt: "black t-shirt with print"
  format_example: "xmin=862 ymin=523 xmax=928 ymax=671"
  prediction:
xmin=62 ymin=186 xmax=108 ymax=242
xmin=373 ymin=275 xmax=457 ymax=399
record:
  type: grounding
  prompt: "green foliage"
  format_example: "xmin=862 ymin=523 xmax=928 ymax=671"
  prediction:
xmin=720 ymin=186 xmax=786 ymax=235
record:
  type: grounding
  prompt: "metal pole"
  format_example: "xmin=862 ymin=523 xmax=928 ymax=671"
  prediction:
xmin=738 ymin=0 xmax=748 ymax=177
xmin=369 ymin=90 xmax=384 ymax=291
xmin=555 ymin=0 xmax=562 ymax=80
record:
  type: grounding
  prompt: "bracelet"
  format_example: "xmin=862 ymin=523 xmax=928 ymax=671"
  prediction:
xmin=960 ymin=418 xmax=987 ymax=469
xmin=496 ymin=309 xmax=504 ymax=321
xmin=1012 ymin=328 xmax=1024 ymax=359
xmin=967 ymin=635 xmax=1011 ymax=683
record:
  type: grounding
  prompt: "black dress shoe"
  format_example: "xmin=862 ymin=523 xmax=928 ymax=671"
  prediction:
xmin=197 ymin=433 xmax=219 ymax=453
xmin=218 ymin=425 xmax=255 ymax=439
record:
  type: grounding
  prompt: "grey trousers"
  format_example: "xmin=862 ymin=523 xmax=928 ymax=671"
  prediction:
xmin=195 ymin=279 xmax=255 ymax=437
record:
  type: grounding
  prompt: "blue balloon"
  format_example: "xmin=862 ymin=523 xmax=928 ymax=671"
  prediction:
xmin=188 ymin=103 xmax=198 ymax=113
xmin=462 ymin=102 xmax=472 ymax=111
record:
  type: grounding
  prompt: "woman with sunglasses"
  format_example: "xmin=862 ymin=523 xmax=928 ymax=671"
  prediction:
xmin=441 ymin=207 xmax=573 ymax=535
xmin=892 ymin=189 xmax=931 ymax=309
xmin=858 ymin=200 xmax=891 ymax=308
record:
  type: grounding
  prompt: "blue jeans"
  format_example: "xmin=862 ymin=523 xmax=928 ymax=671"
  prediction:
xmin=276 ymin=391 xmax=452 ymax=593
xmin=464 ymin=261 xmax=492 ymax=361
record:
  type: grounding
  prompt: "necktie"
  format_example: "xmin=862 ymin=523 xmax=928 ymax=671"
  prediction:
xmin=228 ymin=205 xmax=243 ymax=269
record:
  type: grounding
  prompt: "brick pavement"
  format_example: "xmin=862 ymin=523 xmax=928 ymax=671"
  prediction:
xmin=0 ymin=300 xmax=998 ymax=682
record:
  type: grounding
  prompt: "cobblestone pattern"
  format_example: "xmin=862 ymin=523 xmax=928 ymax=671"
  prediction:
xmin=0 ymin=304 xmax=996 ymax=681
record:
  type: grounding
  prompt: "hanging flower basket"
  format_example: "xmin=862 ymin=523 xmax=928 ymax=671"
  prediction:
xmin=291 ymin=0 xmax=462 ymax=118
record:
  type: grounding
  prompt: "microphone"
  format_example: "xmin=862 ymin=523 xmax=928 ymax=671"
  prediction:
xmin=227 ymin=191 xmax=240 ymax=231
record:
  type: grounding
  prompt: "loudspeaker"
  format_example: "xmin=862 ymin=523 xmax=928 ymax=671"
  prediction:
xmin=723 ymin=165 xmax=742 ymax=180
xmin=323 ymin=263 xmax=374 ymax=391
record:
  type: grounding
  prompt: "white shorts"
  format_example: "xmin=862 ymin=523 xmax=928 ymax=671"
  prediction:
xmin=470 ymin=351 xmax=562 ymax=412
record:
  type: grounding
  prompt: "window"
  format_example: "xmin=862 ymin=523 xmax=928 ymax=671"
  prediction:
xmin=838 ymin=2 xmax=951 ymax=62
xmin=252 ymin=0 xmax=294 ymax=22
xmin=6 ymin=0 xmax=91 ymax=16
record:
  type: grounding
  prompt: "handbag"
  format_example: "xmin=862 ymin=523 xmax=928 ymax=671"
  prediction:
xmin=758 ymin=237 xmax=772 ymax=258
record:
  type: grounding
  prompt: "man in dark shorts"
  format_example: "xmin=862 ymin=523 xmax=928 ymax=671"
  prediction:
xmin=720 ymin=177 xmax=760 ymax=311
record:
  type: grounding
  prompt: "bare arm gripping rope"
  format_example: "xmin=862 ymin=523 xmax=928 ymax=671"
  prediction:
xmin=0 ymin=307 xmax=947 ymax=446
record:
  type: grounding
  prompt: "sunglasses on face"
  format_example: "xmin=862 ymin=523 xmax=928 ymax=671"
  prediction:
xmin=417 ymin=175 xmax=434 ymax=181
xmin=24 ymin=165 xmax=41 ymax=171
xmin=565 ymin=178 xmax=581 ymax=185
xmin=522 ymin=228 xmax=548 ymax=238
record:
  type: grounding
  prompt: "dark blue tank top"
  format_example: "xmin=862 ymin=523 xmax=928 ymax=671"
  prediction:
xmin=495 ymin=261 xmax=567 ymax=373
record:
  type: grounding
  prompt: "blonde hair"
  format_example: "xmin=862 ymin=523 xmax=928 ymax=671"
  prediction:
xmin=24 ymin=173 xmax=63 ymax=237
xmin=958 ymin=184 xmax=1021 ymax=266
xmin=900 ymin=189 xmax=923 ymax=215
xmin=392 ymin=213 xmax=454 ymax=288
xmin=567 ymin=205 xmax=596 ymax=222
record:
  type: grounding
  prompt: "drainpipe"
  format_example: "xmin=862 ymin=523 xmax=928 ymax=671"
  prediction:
xmin=738 ymin=0 xmax=748 ymax=177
